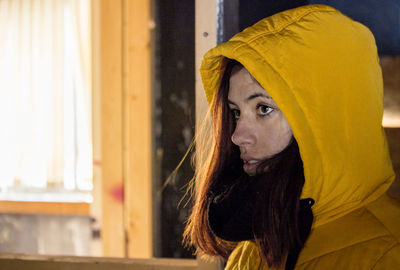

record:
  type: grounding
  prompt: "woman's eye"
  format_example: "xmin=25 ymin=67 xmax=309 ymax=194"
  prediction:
xmin=257 ymin=105 xmax=274 ymax=116
xmin=231 ymin=109 xmax=240 ymax=120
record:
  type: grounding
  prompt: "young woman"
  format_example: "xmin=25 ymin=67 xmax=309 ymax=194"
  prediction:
xmin=184 ymin=4 xmax=400 ymax=270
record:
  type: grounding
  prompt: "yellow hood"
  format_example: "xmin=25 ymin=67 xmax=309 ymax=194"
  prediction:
xmin=200 ymin=4 xmax=395 ymax=227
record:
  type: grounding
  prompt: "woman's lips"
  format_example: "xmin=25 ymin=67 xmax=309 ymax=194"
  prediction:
xmin=243 ymin=160 xmax=262 ymax=175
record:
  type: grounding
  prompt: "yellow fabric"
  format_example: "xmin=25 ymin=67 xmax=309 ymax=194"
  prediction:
xmin=225 ymin=241 xmax=266 ymax=270
xmin=200 ymin=4 xmax=399 ymax=270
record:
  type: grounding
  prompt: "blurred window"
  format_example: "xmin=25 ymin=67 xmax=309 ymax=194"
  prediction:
xmin=0 ymin=0 xmax=92 ymax=202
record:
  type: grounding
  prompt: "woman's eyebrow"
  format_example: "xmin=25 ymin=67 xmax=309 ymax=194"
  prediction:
xmin=228 ymin=93 xmax=272 ymax=105
xmin=247 ymin=92 xmax=272 ymax=101
xmin=228 ymin=100 xmax=237 ymax=106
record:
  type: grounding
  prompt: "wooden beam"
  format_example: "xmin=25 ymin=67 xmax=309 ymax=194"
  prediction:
xmin=0 ymin=201 xmax=90 ymax=216
xmin=91 ymin=0 xmax=103 ymax=257
xmin=93 ymin=0 xmax=125 ymax=257
xmin=0 ymin=254 xmax=197 ymax=270
xmin=123 ymin=0 xmax=153 ymax=258
xmin=93 ymin=0 xmax=153 ymax=258
xmin=195 ymin=0 xmax=222 ymax=269
xmin=195 ymin=0 xmax=218 ymax=127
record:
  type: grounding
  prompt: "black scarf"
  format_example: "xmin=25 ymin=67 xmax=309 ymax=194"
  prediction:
xmin=207 ymin=181 xmax=314 ymax=269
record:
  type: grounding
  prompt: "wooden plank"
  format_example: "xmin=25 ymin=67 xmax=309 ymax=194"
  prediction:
xmin=94 ymin=0 xmax=125 ymax=257
xmin=123 ymin=0 xmax=153 ymax=258
xmin=90 ymin=0 xmax=104 ymax=257
xmin=195 ymin=0 xmax=217 ymax=126
xmin=0 ymin=201 xmax=90 ymax=216
xmin=195 ymin=0 xmax=221 ymax=269
xmin=0 ymin=254 xmax=197 ymax=270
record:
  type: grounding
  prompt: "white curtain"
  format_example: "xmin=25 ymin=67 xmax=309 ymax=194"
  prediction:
xmin=0 ymin=0 xmax=92 ymax=194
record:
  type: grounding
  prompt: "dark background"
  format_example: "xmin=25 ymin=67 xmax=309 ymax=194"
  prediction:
xmin=235 ymin=0 xmax=400 ymax=55
xmin=154 ymin=0 xmax=195 ymax=258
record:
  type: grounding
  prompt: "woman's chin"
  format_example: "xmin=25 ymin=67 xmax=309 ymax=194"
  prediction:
xmin=243 ymin=167 xmax=257 ymax=176
xmin=243 ymin=163 xmax=269 ymax=176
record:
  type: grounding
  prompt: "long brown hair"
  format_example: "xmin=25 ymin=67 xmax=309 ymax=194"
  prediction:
xmin=183 ymin=59 xmax=305 ymax=267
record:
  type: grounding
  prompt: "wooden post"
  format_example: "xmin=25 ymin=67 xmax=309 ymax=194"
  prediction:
xmin=195 ymin=0 xmax=217 ymax=126
xmin=93 ymin=0 xmax=125 ymax=257
xmin=123 ymin=0 xmax=153 ymax=258
xmin=195 ymin=0 xmax=222 ymax=269
xmin=93 ymin=0 xmax=153 ymax=258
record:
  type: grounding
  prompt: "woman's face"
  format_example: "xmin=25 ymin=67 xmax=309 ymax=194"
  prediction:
xmin=228 ymin=66 xmax=293 ymax=176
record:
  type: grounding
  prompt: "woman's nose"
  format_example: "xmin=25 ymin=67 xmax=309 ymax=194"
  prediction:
xmin=231 ymin=120 xmax=256 ymax=146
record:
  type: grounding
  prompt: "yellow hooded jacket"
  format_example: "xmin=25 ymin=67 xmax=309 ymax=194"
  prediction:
xmin=200 ymin=4 xmax=400 ymax=269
